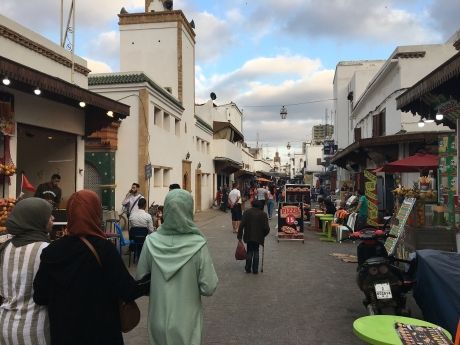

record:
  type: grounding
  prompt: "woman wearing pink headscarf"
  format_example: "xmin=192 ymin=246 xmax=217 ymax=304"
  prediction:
xmin=34 ymin=190 xmax=149 ymax=345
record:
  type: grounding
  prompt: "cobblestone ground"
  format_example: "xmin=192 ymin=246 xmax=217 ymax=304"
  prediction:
xmin=124 ymin=205 xmax=422 ymax=345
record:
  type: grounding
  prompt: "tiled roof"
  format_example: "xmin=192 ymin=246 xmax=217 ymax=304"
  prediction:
xmin=89 ymin=73 xmax=184 ymax=110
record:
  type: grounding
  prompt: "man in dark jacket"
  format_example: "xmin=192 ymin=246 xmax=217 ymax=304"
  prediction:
xmin=237 ymin=200 xmax=270 ymax=274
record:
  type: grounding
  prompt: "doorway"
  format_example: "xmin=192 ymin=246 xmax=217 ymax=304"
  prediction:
xmin=182 ymin=160 xmax=191 ymax=192
xmin=195 ymin=170 xmax=202 ymax=212
xmin=16 ymin=124 xmax=76 ymax=206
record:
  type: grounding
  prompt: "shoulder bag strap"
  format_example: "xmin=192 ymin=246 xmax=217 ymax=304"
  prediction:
xmin=80 ymin=237 xmax=102 ymax=267
xmin=129 ymin=196 xmax=142 ymax=214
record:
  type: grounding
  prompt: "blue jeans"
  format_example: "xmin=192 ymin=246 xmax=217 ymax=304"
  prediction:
xmin=267 ymin=199 xmax=275 ymax=219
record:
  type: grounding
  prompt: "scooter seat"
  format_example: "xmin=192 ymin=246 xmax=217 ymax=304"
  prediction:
xmin=363 ymin=256 xmax=389 ymax=266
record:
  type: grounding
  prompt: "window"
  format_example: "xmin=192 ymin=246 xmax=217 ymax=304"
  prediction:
xmin=154 ymin=168 xmax=162 ymax=187
xmin=163 ymin=113 xmax=170 ymax=131
xmin=196 ymin=138 xmax=200 ymax=151
xmin=372 ymin=110 xmax=386 ymax=137
xmin=175 ymin=118 xmax=180 ymax=136
xmin=154 ymin=107 xmax=162 ymax=126
xmin=163 ymin=169 xmax=171 ymax=187
xmin=207 ymin=142 xmax=210 ymax=154
xmin=354 ymin=127 xmax=361 ymax=142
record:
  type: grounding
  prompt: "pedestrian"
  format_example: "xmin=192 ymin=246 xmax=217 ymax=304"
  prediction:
xmin=0 ymin=198 xmax=54 ymax=345
xmin=355 ymin=189 xmax=369 ymax=230
xmin=266 ymin=185 xmax=275 ymax=220
xmin=129 ymin=197 xmax=154 ymax=233
xmin=228 ymin=182 xmax=242 ymax=233
xmin=318 ymin=196 xmax=337 ymax=215
xmin=256 ymin=184 xmax=269 ymax=208
xmin=168 ymin=183 xmax=180 ymax=191
xmin=237 ymin=200 xmax=270 ymax=274
xmin=220 ymin=184 xmax=228 ymax=212
xmin=33 ymin=190 xmax=149 ymax=345
xmin=34 ymin=173 xmax=62 ymax=208
xmin=122 ymin=182 xmax=143 ymax=220
xmin=137 ymin=189 xmax=218 ymax=345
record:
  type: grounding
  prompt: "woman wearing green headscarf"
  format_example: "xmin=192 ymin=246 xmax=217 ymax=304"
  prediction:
xmin=137 ymin=189 xmax=218 ymax=345
xmin=0 ymin=198 xmax=53 ymax=345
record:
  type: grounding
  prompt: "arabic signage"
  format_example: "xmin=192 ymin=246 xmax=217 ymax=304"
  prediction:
xmin=384 ymin=197 xmax=416 ymax=255
xmin=364 ymin=169 xmax=378 ymax=226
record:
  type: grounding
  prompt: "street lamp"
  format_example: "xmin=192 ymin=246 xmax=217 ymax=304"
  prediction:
xmin=287 ymin=142 xmax=291 ymax=150
xmin=280 ymin=106 xmax=287 ymax=119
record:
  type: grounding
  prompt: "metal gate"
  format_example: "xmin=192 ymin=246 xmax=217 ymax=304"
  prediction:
xmin=84 ymin=162 xmax=102 ymax=201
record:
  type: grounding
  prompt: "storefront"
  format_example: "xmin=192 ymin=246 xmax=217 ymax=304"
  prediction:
xmin=0 ymin=56 xmax=129 ymax=218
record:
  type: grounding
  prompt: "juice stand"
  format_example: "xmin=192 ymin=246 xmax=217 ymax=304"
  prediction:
xmin=277 ymin=184 xmax=310 ymax=243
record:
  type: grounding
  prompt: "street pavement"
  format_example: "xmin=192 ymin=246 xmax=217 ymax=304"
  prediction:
xmin=124 ymin=205 xmax=422 ymax=345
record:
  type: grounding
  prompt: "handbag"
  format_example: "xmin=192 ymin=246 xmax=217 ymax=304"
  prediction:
xmin=79 ymin=237 xmax=141 ymax=333
xmin=235 ymin=240 xmax=247 ymax=260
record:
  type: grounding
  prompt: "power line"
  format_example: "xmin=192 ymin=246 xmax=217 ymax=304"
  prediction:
xmin=241 ymin=98 xmax=336 ymax=108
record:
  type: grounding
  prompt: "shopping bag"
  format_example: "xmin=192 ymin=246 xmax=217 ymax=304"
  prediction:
xmin=235 ymin=241 xmax=247 ymax=260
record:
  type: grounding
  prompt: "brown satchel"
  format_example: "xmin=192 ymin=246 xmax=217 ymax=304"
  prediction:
xmin=235 ymin=240 xmax=247 ymax=260
xmin=79 ymin=237 xmax=141 ymax=333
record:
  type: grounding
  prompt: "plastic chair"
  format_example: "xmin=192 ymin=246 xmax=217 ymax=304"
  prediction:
xmin=128 ymin=227 xmax=148 ymax=264
xmin=114 ymin=222 xmax=135 ymax=266
xmin=337 ymin=212 xmax=357 ymax=243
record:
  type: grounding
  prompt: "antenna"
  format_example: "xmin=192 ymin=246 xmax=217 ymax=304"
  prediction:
xmin=60 ymin=0 xmax=75 ymax=83
xmin=256 ymin=132 xmax=259 ymax=148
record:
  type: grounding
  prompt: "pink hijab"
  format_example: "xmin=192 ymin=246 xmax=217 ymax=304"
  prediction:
xmin=66 ymin=190 xmax=106 ymax=239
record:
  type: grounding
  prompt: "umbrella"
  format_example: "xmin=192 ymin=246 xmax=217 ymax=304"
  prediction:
xmin=256 ymin=177 xmax=272 ymax=183
xmin=379 ymin=153 xmax=438 ymax=173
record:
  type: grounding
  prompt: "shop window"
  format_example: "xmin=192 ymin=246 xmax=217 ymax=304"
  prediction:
xmin=354 ymin=127 xmax=361 ymax=142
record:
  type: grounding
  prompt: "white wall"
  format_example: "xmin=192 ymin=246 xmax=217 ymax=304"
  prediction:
xmin=0 ymin=15 xmax=88 ymax=87
xmin=305 ymin=144 xmax=324 ymax=172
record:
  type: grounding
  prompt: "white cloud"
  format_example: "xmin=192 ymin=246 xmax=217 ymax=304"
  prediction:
xmin=85 ymin=58 xmax=113 ymax=73
xmin=196 ymin=54 xmax=335 ymax=156
xmin=86 ymin=30 xmax=119 ymax=69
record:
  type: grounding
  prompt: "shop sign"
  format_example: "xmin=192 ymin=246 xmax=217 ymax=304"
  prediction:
xmin=364 ymin=169 xmax=378 ymax=226
xmin=280 ymin=205 xmax=301 ymax=218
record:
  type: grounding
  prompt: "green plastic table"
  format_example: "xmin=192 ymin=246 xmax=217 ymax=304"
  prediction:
xmin=353 ymin=315 xmax=452 ymax=345
xmin=316 ymin=214 xmax=335 ymax=242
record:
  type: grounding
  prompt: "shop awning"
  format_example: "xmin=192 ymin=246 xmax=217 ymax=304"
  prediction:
xmin=213 ymin=157 xmax=242 ymax=174
xmin=396 ymin=51 xmax=460 ymax=130
xmin=0 ymin=56 xmax=129 ymax=136
xmin=331 ymin=131 xmax=449 ymax=168
xmin=256 ymin=177 xmax=272 ymax=183
xmin=234 ymin=169 xmax=255 ymax=178
xmin=213 ymin=121 xmax=244 ymax=142
xmin=379 ymin=153 xmax=438 ymax=172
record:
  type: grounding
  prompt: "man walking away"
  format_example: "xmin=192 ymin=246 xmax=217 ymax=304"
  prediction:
xmin=228 ymin=182 xmax=242 ymax=233
xmin=237 ymin=200 xmax=270 ymax=274
xmin=129 ymin=198 xmax=154 ymax=233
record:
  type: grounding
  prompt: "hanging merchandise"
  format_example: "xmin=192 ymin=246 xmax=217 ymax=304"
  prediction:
xmin=0 ymin=136 xmax=16 ymax=176
xmin=0 ymin=97 xmax=15 ymax=136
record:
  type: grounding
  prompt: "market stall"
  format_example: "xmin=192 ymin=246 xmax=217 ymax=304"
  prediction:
xmin=277 ymin=184 xmax=310 ymax=243
xmin=383 ymin=152 xmax=457 ymax=253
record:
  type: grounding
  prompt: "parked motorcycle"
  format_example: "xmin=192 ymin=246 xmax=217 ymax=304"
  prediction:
xmin=345 ymin=220 xmax=415 ymax=316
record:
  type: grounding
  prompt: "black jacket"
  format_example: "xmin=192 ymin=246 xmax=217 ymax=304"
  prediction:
xmin=33 ymin=236 xmax=147 ymax=345
xmin=237 ymin=207 xmax=270 ymax=245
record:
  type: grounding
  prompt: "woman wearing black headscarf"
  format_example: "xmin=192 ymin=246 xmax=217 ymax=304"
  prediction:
xmin=0 ymin=197 xmax=54 ymax=345
xmin=33 ymin=190 xmax=148 ymax=345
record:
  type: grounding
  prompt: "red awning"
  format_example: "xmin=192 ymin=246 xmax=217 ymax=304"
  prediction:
xmin=379 ymin=153 xmax=438 ymax=172
xmin=256 ymin=177 xmax=271 ymax=183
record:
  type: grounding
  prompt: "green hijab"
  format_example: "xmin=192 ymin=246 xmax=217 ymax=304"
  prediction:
xmin=143 ymin=189 xmax=206 ymax=281
xmin=5 ymin=197 xmax=52 ymax=248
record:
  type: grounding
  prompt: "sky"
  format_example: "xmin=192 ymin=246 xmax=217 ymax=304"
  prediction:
xmin=1 ymin=0 xmax=459 ymax=161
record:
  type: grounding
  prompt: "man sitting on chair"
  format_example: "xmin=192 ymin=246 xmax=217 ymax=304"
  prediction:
xmin=129 ymin=198 xmax=154 ymax=233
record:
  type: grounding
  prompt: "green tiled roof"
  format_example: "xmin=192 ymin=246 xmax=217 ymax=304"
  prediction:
xmin=89 ymin=73 xmax=184 ymax=110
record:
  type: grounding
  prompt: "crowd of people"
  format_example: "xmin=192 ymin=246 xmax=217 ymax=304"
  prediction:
xmin=0 ymin=184 xmax=218 ymax=345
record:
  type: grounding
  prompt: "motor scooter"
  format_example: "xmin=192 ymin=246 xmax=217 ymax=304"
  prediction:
xmin=346 ymin=220 xmax=415 ymax=316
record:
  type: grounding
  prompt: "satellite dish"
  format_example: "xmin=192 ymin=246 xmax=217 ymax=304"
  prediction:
xmin=190 ymin=20 xmax=195 ymax=29
xmin=119 ymin=7 xmax=128 ymax=14
xmin=210 ymin=92 xmax=217 ymax=100
xmin=163 ymin=0 xmax=173 ymax=10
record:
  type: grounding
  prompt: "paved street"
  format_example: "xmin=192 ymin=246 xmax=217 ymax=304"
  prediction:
xmin=124 ymin=205 xmax=422 ymax=345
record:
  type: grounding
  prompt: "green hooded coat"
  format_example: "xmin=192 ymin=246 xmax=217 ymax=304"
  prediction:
xmin=137 ymin=189 xmax=218 ymax=345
